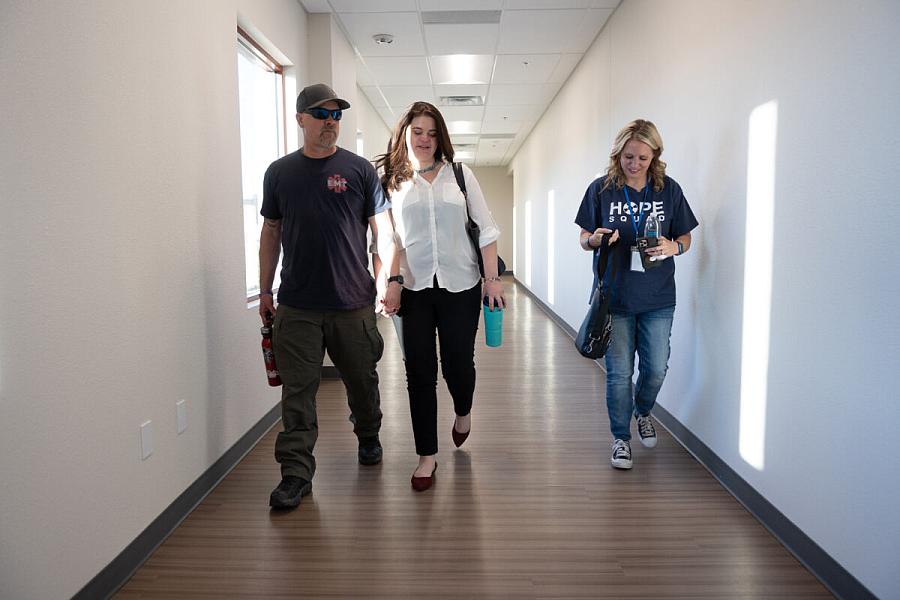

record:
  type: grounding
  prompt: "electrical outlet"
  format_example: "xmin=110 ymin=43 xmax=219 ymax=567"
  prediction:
xmin=176 ymin=399 xmax=187 ymax=434
xmin=140 ymin=420 xmax=153 ymax=460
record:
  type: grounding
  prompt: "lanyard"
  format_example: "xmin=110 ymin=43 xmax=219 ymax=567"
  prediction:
xmin=622 ymin=183 xmax=651 ymax=237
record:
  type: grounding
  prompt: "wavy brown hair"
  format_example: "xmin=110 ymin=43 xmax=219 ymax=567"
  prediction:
xmin=602 ymin=119 xmax=667 ymax=193
xmin=375 ymin=101 xmax=455 ymax=194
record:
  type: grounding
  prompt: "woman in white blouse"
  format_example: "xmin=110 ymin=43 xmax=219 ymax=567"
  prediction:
xmin=375 ymin=102 xmax=504 ymax=492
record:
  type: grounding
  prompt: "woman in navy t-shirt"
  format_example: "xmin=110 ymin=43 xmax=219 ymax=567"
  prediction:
xmin=575 ymin=119 xmax=698 ymax=470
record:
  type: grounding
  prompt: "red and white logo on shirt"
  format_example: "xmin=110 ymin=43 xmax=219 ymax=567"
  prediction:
xmin=327 ymin=174 xmax=348 ymax=193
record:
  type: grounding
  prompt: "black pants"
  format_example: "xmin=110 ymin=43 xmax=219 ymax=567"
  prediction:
xmin=400 ymin=282 xmax=481 ymax=456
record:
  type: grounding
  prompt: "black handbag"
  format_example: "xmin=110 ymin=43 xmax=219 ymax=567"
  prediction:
xmin=452 ymin=162 xmax=506 ymax=277
xmin=575 ymin=236 xmax=619 ymax=359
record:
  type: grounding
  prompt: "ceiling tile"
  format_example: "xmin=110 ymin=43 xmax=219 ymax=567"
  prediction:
xmin=439 ymin=106 xmax=485 ymax=122
xmin=330 ymin=0 xmax=617 ymax=167
xmin=330 ymin=0 xmax=417 ymax=12
xmin=379 ymin=85 xmax=436 ymax=109
xmin=503 ymin=0 xmax=591 ymax=8
xmin=492 ymin=54 xmax=559 ymax=84
xmin=486 ymin=83 xmax=555 ymax=105
xmin=418 ymin=0 xmax=502 ymax=9
xmin=451 ymin=135 xmax=480 ymax=145
xmin=424 ymin=24 xmax=499 ymax=55
xmin=429 ymin=54 xmax=494 ymax=85
xmin=484 ymin=105 xmax=540 ymax=121
xmin=481 ymin=119 xmax=531 ymax=135
xmin=361 ymin=86 xmax=388 ymax=107
xmin=356 ymin=56 xmax=376 ymax=86
xmin=549 ymin=53 xmax=583 ymax=83
xmin=497 ymin=9 xmax=611 ymax=54
xmin=477 ymin=138 xmax=511 ymax=152
xmin=447 ymin=120 xmax=482 ymax=135
xmin=364 ymin=57 xmax=431 ymax=85
xmin=340 ymin=12 xmax=425 ymax=56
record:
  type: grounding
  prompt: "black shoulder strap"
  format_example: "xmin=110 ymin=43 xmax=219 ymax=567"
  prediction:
xmin=452 ymin=162 xmax=474 ymax=222
xmin=593 ymin=236 xmax=620 ymax=291
xmin=452 ymin=162 xmax=466 ymax=196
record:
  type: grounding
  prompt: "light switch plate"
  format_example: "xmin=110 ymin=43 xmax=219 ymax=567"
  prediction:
xmin=140 ymin=420 xmax=153 ymax=460
xmin=176 ymin=400 xmax=187 ymax=434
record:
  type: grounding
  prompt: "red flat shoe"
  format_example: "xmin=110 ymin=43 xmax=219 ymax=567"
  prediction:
xmin=411 ymin=462 xmax=437 ymax=492
xmin=452 ymin=423 xmax=470 ymax=448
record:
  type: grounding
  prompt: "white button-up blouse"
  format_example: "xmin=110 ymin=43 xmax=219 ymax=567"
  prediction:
xmin=390 ymin=162 xmax=500 ymax=292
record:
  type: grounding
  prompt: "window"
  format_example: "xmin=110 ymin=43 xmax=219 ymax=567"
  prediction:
xmin=237 ymin=28 xmax=285 ymax=299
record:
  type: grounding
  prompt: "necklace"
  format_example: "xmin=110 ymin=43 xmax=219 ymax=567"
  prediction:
xmin=416 ymin=162 xmax=438 ymax=174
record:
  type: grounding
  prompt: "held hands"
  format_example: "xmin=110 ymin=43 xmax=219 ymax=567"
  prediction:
xmin=376 ymin=273 xmax=401 ymax=317
xmin=483 ymin=278 xmax=505 ymax=311
xmin=381 ymin=281 xmax=401 ymax=316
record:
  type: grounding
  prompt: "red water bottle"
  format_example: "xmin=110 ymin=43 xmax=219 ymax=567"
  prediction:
xmin=261 ymin=317 xmax=282 ymax=386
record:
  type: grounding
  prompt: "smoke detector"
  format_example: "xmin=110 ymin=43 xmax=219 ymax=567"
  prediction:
xmin=372 ymin=34 xmax=394 ymax=46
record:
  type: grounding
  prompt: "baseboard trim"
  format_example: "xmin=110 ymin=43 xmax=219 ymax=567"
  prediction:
xmin=514 ymin=277 xmax=875 ymax=600
xmin=73 ymin=402 xmax=283 ymax=600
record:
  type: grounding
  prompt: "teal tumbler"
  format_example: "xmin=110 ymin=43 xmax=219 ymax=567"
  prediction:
xmin=482 ymin=298 xmax=503 ymax=347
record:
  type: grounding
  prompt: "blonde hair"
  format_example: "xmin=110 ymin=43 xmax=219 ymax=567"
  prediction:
xmin=602 ymin=119 xmax=667 ymax=193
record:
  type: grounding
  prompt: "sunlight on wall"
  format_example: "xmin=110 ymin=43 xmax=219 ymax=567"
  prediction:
xmin=740 ymin=100 xmax=778 ymax=471
xmin=547 ymin=190 xmax=555 ymax=304
xmin=525 ymin=199 xmax=533 ymax=286
xmin=512 ymin=204 xmax=517 ymax=275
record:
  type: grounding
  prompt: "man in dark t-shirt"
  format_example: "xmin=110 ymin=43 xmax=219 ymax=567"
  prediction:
xmin=259 ymin=84 xmax=399 ymax=510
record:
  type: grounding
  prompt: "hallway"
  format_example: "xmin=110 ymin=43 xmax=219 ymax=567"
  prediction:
xmin=116 ymin=279 xmax=830 ymax=599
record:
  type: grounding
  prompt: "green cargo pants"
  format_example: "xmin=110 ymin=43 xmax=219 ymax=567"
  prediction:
xmin=272 ymin=304 xmax=384 ymax=480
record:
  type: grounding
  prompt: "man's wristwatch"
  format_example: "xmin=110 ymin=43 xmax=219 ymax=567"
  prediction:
xmin=387 ymin=274 xmax=404 ymax=285
xmin=676 ymin=241 xmax=684 ymax=256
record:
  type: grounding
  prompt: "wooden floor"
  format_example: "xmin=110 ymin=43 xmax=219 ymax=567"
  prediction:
xmin=117 ymin=279 xmax=832 ymax=599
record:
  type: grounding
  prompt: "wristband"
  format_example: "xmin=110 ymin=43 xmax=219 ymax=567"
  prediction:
xmin=485 ymin=276 xmax=502 ymax=282
xmin=259 ymin=290 xmax=273 ymax=296
xmin=676 ymin=241 xmax=684 ymax=256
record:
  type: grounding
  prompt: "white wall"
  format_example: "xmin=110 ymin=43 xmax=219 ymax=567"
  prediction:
xmin=471 ymin=167 xmax=514 ymax=266
xmin=511 ymin=1 xmax=900 ymax=597
xmin=305 ymin=13 xmax=359 ymax=153
xmin=0 ymin=1 xmax=307 ymax=598
xmin=354 ymin=86 xmax=391 ymax=162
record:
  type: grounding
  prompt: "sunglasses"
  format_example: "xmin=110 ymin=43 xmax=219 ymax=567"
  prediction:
xmin=305 ymin=107 xmax=343 ymax=121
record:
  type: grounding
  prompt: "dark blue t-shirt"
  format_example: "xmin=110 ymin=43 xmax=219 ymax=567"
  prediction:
xmin=575 ymin=175 xmax=698 ymax=314
xmin=261 ymin=147 xmax=389 ymax=310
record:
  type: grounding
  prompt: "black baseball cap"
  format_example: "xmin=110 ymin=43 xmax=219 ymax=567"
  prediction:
xmin=296 ymin=83 xmax=351 ymax=113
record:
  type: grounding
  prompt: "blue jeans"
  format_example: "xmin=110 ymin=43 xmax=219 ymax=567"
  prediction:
xmin=604 ymin=306 xmax=675 ymax=441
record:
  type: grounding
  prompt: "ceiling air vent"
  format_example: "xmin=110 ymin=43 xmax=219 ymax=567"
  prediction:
xmin=422 ymin=11 xmax=501 ymax=25
xmin=440 ymin=95 xmax=484 ymax=107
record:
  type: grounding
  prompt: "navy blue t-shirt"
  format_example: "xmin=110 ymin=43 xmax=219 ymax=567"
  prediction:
xmin=575 ymin=175 xmax=698 ymax=314
xmin=261 ymin=147 xmax=389 ymax=310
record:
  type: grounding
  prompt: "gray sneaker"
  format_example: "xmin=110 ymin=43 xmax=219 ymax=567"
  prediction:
xmin=611 ymin=439 xmax=633 ymax=469
xmin=636 ymin=414 xmax=658 ymax=448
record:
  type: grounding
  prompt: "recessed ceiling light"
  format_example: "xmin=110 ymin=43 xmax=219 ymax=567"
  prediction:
xmin=372 ymin=34 xmax=394 ymax=46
